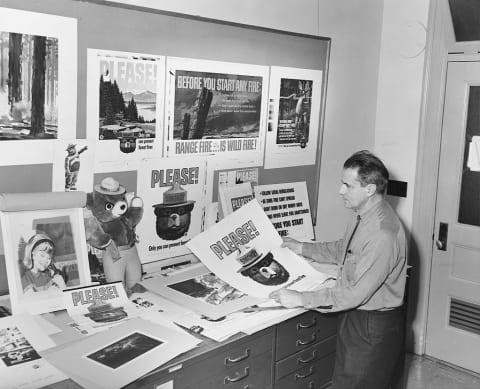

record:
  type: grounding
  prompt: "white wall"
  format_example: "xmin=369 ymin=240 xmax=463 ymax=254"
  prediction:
xmin=374 ymin=0 xmax=431 ymax=233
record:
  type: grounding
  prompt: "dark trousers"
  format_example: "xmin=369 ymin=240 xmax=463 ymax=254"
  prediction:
xmin=331 ymin=307 xmax=405 ymax=389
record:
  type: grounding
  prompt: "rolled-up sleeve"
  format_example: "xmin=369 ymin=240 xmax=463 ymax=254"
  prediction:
xmin=302 ymin=239 xmax=344 ymax=265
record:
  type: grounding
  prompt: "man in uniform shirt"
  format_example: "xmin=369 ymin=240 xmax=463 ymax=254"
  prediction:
xmin=270 ymin=150 xmax=407 ymax=389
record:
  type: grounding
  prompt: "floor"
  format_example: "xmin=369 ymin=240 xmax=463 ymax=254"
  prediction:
xmin=404 ymin=353 xmax=480 ymax=389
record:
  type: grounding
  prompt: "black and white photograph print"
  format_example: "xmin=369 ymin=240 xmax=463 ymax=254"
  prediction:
xmin=167 ymin=272 xmax=246 ymax=306
xmin=86 ymin=332 xmax=162 ymax=369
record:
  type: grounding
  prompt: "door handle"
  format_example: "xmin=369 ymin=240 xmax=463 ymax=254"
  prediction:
xmin=436 ymin=222 xmax=448 ymax=251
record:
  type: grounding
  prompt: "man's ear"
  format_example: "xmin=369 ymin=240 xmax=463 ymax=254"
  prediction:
xmin=366 ymin=183 xmax=377 ymax=197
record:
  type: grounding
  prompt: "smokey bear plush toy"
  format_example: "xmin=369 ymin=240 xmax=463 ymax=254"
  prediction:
xmin=84 ymin=177 xmax=143 ymax=292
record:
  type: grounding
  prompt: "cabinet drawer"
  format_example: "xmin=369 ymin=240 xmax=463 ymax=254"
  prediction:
xmin=275 ymin=311 xmax=337 ymax=361
xmin=174 ymin=330 xmax=273 ymax=388
xmin=275 ymin=335 xmax=336 ymax=380
xmin=187 ymin=351 xmax=273 ymax=389
xmin=275 ymin=352 xmax=335 ymax=389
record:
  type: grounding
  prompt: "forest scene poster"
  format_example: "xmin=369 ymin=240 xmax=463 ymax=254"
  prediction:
xmin=0 ymin=8 xmax=77 ymax=166
xmin=0 ymin=31 xmax=59 ymax=140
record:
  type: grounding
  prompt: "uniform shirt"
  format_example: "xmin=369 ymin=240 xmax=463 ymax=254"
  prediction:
xmin=300 ymin=199 xmax=407 ymax=312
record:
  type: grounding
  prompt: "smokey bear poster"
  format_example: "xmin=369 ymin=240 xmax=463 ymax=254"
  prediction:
xmin=136 ymin=157 xmax=208 ymax=263
xmin=86 ymin=49 xmax=165 ymax=169
xmin=164 ymin=57 xmax=268 ymax=167
xmin=187 ymin=200 xmax=331 ymax=298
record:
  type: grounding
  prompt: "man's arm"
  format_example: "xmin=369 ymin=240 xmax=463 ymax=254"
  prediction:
xmin=282 ymin=237 xmax=344 ymax=264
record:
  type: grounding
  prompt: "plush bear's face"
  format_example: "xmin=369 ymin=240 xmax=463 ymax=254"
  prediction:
xmin=91 ymin=191 xmax=128 ymax=223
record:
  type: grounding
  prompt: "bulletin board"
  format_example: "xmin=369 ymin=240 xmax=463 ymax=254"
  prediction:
xmin=0 ymin=0 xmax=330 ymax=281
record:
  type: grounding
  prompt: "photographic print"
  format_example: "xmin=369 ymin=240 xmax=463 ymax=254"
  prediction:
xmin=0 ymin=7 xmax=77 ymax=165
xmin=0 ymin=204 xmax=91 ymax=315
xmin=41 ymin=318 xmax=199 ymax=389
xmin=141 ymin=263 xmax=262 ymax=320
xmin=136 ymin=156 xmax=209 ymax=264
xmin=264 ymin=66 xmax=323 ymax=169
xmin=86 ymin=332 xmax=162 ymax=369
xmin=0 ymin=313 xmax=67 ymax=388
xmin=164 ymin=57 xmax=268 ymax=167
xmin=86 ymin=49 xmax=165 ymax=169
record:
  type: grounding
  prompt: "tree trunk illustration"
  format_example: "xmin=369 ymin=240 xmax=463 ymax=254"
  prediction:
xmin=182 ymin=113 xmax=190 ymax=139
xmin=188 ymin=87 xmax=213 ymax=139
xmin=31 ymin=35 xmax=46 ymax=137
xmin=8 ymin=33 xmax=22 ymax=110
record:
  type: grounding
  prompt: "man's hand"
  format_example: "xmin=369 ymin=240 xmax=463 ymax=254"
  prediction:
xmin=269 ymin=289 xmax=303 ymax=308
xmin=281 ymin=237 xmax=303 ymax=255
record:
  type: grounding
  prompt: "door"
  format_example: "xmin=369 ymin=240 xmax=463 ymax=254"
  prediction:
xmin=426 ymin=60 xmax=480 ymax=374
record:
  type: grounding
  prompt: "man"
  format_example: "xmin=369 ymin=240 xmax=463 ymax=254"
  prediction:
xmin=270 ymin=150 xmax=407 ymax=389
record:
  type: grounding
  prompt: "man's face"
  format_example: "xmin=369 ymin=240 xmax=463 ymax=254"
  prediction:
xmin=339 ymin=168 xmax=370 ymax=212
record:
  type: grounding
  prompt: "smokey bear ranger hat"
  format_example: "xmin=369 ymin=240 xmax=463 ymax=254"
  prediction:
xmin=235 ymin=245 xmax=266 ymax=273
xmin=94 ymin=177 xmax=126 ymax=196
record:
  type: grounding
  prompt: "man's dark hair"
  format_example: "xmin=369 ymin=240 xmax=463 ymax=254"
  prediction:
xmin=343 ymin=150 xmax=389 ymax=194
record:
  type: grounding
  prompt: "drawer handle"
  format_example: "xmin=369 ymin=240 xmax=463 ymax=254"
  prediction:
xmin=297 ymin=317 xmax=317 ymax=329
xmin=296 ymin=333 xmax=317 ymax=346
xmin=295 ymin=366 xmax=314 ymax=380
xmin=298 ymin=350 xmax=317 ymax=364
xmin=224 ymin=348 xmax=250 ymax=365
xmin=309 ymin=381 xmax=315 ymax=389
xmin=224 ymin=367 xmax=250 ymax=383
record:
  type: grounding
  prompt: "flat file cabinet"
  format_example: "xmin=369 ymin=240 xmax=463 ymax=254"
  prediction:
xmin=44 ymin=310 xmax=337 ymax=389
xmin=274 ymin=311 xmax=338 ymax=389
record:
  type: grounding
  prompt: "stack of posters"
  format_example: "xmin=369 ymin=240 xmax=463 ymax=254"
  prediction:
xmin=63 ymin=282 xmax=144 ymax=335
xmin=186 ymin=200 xmax=332 ymax=303
xmin=254 ymin=181 xmax=315 ymax=240
xmin=0 ymin=313 xmax=67 ymax=388
xmin=41 ymin=317 xmax=200 ymax=389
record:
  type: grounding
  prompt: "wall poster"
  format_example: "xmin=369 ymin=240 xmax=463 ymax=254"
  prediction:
xmin=164 ymin=57 xmax=268 ymax=168
xmin=136 ymin=157 xmax=209 ymax=264
xmin=264 ymin=66 xmax=323 ymax=169
xmin=51 ymin=139 xmax=95 ymax=192
xmin=0 ymin=7 xmax=77 ymax=166
xmin=86 ymin=49 xmax=165 ymax=170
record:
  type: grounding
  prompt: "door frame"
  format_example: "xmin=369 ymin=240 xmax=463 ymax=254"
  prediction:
xmin=409 ymin=2 xmax=480 ymax=355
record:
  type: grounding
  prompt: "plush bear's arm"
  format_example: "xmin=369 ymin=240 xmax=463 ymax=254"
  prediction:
xmin=83 ymin=208 xmax=112 ymax=249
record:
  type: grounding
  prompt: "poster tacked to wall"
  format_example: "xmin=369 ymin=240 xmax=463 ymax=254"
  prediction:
xmin=86 ymin=49 xmax=165 ymax=170
xmin=51 ymin=139 xmax=95 ymax=192
xmin=0 ymin=7 xmax=77 ymax=166
xmin=264 ymin=66 xmax=323 ymax=169
xmin=164 ymin=57 xmax=268 ymax=168
xmin=136 ymin=157 xmax=209 ymax=263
